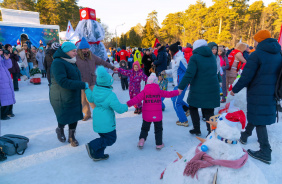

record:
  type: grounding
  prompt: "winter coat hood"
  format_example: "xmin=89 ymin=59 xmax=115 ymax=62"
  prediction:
xmin=256 ymin=38 xmax=281 ymax=54
xmin=119 ymin=60 xmax=128 ymax=67
xmin=158 ymin=46 xmax=166 ymax=52
xmin=193 ymin=46 xmax=213 ymax=57
xmin=96 ymin=66 xmax=114 ymax=87
xmin=93 ymin=85 xmax=113 ymax=104
xmin=208 ymin=42 xmax=218 ymax=55
xmin=184 ymin=47 xmax=192 ymax=53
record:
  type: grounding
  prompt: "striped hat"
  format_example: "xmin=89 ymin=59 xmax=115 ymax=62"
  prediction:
xmin=51 ymin=42 xmax=60 ymax=50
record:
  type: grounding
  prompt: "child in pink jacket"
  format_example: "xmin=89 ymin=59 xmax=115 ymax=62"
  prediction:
xmin=127 ymin=73 xmax=181 ymax=150
xmin=118 ymin=61 xmax=147 ymax=114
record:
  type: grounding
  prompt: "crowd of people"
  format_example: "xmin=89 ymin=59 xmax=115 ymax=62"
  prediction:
xmin=0 ymin=29 xmax=281 ymax=165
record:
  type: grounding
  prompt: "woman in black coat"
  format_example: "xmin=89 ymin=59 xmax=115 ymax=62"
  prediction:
xmin=5 ymin=45 xmax=20 ymax=91
xmin=231 ymin=30 xmax=282 ymax=164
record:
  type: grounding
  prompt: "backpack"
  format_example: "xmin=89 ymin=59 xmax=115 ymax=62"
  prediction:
xmin=0 ymin=134 xmax=29 ymax=156
xmin=227 ymin=49 xmax=242 ymax=71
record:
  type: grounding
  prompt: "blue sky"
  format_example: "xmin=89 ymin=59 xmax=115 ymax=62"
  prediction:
xmin=77 ymin=0 xmax=274 ymax=36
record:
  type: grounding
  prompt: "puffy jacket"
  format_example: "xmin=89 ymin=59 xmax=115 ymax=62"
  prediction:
xmin=232 ymin=38 xmax=282 ymax=125
xmin=0 ymin=57 xmax=15 ymax=106
xmin=165 ymin=51 xmax=187 ymax=87
xmin=119 ymin=49 xmax=129 ymax=61
xmin=50 ymin=47 xmax=86 ymax=125
xmin=153 ymin=46 xmax=168 ymax=74
xmin=127 ymin=83 xmax=179 ymax=122
xmin=184 ymin=47 xmax=193 ymax=64
xmin=178 ymin=46 xmax=220 ymax=109
xmin=8 ymin=53 xmax=20 ymax=74
xmin=85 ymin=85 xmax=128 ymax=133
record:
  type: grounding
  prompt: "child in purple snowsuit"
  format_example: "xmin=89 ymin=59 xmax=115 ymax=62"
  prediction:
xmin=118 ymin=61 xmax=147 ymax=114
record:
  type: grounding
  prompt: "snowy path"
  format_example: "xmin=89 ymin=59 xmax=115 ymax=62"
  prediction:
xmin=1 ymin=77 xmax=281 ymax=184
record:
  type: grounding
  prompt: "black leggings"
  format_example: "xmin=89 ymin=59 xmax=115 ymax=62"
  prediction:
xmin=189 ymin=106 xmax=214 ymax=133
xmin=139 ymin=120 xmax=163 ymax=145
xmin=58 ymin=122 xmax=78 ymax=129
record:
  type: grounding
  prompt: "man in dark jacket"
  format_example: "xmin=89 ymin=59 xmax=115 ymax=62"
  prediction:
xmin=153 ymin=45 xmax=167 ymax=76
xmin=231 ymin=30 xmax=282 ymax=164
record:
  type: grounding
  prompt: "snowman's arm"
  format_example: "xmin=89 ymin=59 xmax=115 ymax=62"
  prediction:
xmin=94 ymin=54 xmax=115 ymax=70
xmin=232 ymin=53 xmax=259 ymax=93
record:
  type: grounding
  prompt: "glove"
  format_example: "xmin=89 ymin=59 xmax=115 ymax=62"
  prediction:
xmin=85 ymin=82 xmax=89 ymax=89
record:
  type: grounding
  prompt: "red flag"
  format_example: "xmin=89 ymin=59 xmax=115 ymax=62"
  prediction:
xmin=278 ymin=24 xmax=282 ymax=50
xmin=153 ymin=38 xmax=160 ymax=48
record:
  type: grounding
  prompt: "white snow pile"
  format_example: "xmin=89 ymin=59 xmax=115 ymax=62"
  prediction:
xmin=162 ymin=112 xmax=267 ymax=184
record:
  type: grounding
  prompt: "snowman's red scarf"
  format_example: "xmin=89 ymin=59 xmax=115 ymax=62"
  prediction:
xmin=183 ymin=143 xmax=248 ymax=179
xmin=75 ymin=40 xmax=100 ymax=45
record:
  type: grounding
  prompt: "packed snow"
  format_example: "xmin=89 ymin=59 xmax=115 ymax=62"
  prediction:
xmin=1 ymin=74 xmax=282 ymax=184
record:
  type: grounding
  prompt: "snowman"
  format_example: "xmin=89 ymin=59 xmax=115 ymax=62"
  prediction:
xmin=220 ymin=74 xmax=247 ymax=114
xmin=72 ymin=8 xmax=108 ymax=61
xmin=162 ymin=110 xmax=267 ymax=184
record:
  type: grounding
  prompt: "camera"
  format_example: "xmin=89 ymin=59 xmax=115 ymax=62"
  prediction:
xmin=3 ymin=50 xmax=10 ymax=55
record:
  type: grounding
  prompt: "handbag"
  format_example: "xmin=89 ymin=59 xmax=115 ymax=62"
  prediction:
xmin=0 ymin=134 xmax=29 ymax=156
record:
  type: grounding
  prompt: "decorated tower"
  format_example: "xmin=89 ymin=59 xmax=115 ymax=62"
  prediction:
xmin=72 ymin=8 xmax=107 ymax=61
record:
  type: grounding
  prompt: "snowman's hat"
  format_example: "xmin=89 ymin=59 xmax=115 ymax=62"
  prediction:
xmin=221 ymin=110 xmax=246 ymax=130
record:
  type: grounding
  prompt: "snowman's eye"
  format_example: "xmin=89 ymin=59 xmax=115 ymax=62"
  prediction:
xmin=219 ymin=117 xmax=223 ymax=121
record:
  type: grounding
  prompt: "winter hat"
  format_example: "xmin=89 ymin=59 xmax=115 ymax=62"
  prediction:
xmin=156 ymin=43 xmax=161 ymax=48
xmin=51 ymin=42 xmax=60 ymax=50
xmin=122 ymin=45 xmax=126 ymax=50
xmin=254 ymin=30 xmax=271 ymax=43
xmin=222 ymin=110 xmax=246 ymax=130
xmin=193 ymin=39 xmax=208 ymax=50
xmin=61 ymin=42 xmax=77 ymax=53
xmin=79 ymin=37 xmax=90 ymax=49
xmin=165 ymin=44 xmax=169 ymax=48
xmin=147 ymin=73 xmax=158 ymax=84
xmin=133 ymin=61 xmax=141 ymax=70
xmin=169 ymin=41 xmax=180 ymax=53
xmin=96 ymin=66 xmax=114 ymax=87
xmin=39 ymin=47 xmax=44 ymax=51
xmin=12 ymin=47 xmax=17 ymax=53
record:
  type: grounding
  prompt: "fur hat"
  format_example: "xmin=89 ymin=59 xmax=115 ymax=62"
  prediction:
xmin=254 ymin=30 xmax=271 ymax=43
xmin=147 ymin=73 xmax=158 ymax=84
xmin=193 ymin=39 xmax=208 ymax=50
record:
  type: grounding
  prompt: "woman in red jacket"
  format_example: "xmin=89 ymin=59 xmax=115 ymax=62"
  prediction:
xmin=184 ymin=43 xmax=193 ymax=64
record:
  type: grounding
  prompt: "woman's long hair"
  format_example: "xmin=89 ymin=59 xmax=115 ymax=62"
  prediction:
xmin=77 ymin=49 xmax=92 ymax=60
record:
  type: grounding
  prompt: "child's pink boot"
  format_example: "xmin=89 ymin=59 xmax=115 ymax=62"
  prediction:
xmin=156 ymin=143 xmax=164 ymax=150
xmin=137 ymin=138 xmax=145 ymax=149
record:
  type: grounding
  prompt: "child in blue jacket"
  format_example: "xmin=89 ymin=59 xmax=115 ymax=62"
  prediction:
xmin=85 ymin=66 xmax=128 ymax=161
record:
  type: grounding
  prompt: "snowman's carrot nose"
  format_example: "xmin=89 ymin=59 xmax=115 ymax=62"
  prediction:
xmin=196 ymin=136 xmax=206 ymax=143
xmin=207 ymin=120 xmax=217 ymax=128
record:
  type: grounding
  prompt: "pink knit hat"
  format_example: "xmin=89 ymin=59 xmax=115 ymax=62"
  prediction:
xmin=147 ymin=73 xmax=158 ymax=84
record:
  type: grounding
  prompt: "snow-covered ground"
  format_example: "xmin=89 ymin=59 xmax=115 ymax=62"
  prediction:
xmin=1 ymin=76 xmax=281 ymax=184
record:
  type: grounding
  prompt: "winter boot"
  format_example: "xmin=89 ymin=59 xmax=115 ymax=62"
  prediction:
xmin=134 ymin=108 xmax=138 ymax=114
xmin=239 ymin=132 xmax=249 ymax=145
xmin=156 ymin=144 xmax=165 ymax=150
xmin=7 ymin=114 xmax=15 ymax=117
xmin=56 ymin=127 xmax=66 ymax=142
xmin=93 ymin=154 xmax=110 ymax=161
xmin=85 ymin=143 xmax=95 ymax=160
xmin=68 ymin=129 xmax=79 ymax=147
xmin=220 ymin=99 xmax=226 ymax=103
xmin=247 ymin=149 xmax=272 ymax=164
xmin=185 ymin=110 xmax=190 ymax=117
xmin=189 ymin=129 xmax=201 ymax=136
xmin=176 ymin=121 xmax=189 ymax=127
xmin=137 ymin=138 xmax=145 ymax=149
xmin=137 ymin=108 xmax=142 ymax=115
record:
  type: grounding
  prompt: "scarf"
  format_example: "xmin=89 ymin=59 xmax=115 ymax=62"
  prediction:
xmin=61 ymin=57 xmax=76 ymax=64
xmin=219 ymin=55 xmax=225 ymax=67
xmin=183 ymin=143 xmax=248 ymax=179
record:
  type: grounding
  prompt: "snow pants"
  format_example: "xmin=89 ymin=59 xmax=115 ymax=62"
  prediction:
xmin=171 ymin=86 xmax=189 ymax=123
xmin=89 ymin=130 xmax=117 ymax=158
xmin=190 ymin=106 xmax=214 ymax=133
xmin=242 ymin=123 xmax=271 ymax=151
xmin=139 ymin=120 xmax=163 ymax=146
xmin=129 ymin=85 xmax=142 ymax=109
xmin=121 ymin=78 xmax=128 ymax=90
